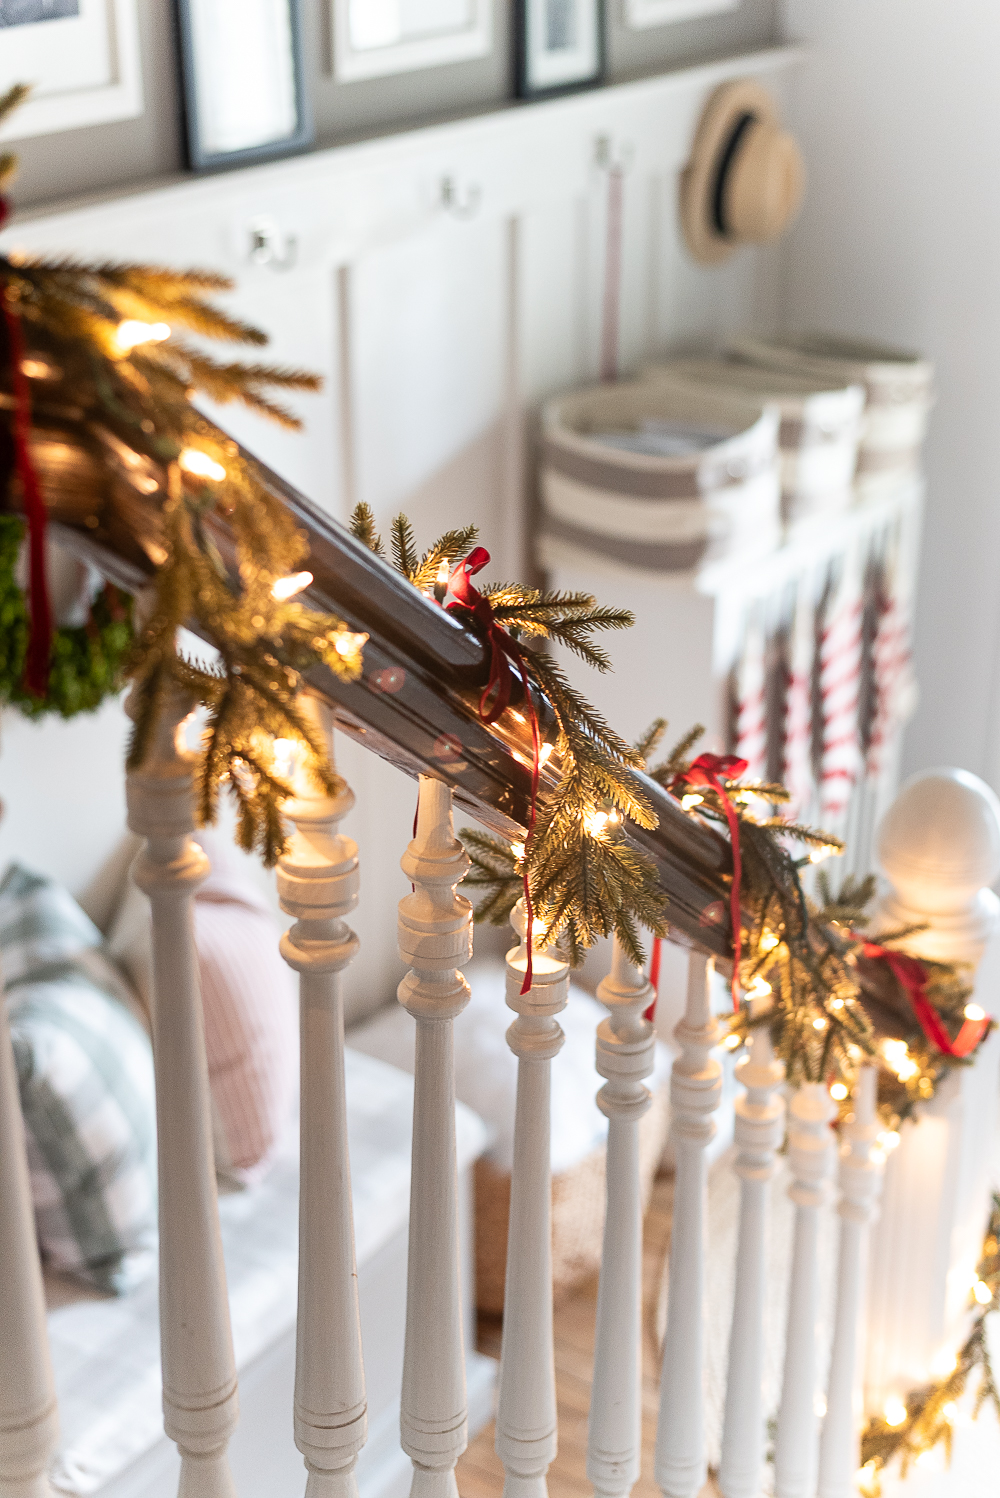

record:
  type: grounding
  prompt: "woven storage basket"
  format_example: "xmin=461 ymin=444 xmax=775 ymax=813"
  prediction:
xmin=642 ymin=358 xmax=864 ymax=531
xmin=728 ymin=332 xmax=933 ymax=496
xmin=475 ymin=1080 xmax=671 ymax=1314
xmin=539 ymin=380 xmax=780 ymax=574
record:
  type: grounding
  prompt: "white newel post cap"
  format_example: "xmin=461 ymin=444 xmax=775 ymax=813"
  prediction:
xmin=876 ymin=767 xmax=1000 ymax=962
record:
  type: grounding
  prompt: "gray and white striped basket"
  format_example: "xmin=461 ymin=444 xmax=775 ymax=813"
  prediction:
xmin=641 ymin=358 xmax=864 ymax=531
xmin=538 ymin=381 xmax=780 ymax=575
xmin=728 ymin=333 xmax=933 ymax=495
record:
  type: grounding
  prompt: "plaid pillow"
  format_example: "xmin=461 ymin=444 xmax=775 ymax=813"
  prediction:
xmin=1 ymin=865 xmax=157 ymax=1294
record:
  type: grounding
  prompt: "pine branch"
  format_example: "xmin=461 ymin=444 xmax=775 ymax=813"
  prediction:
xmin=348 ymin=502 xmax=385 ymax=555
xmin=390 ymin=514 xmax=419 ymax=579
xmin=634 ymin=717 xmax=668 ymax=767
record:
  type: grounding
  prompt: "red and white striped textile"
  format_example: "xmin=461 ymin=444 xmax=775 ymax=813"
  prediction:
xmin=783 ymin=584 xmax=816 ymax=821
xmin=733 ymin=609 xmax=768 ymax=782
xmin=818 ymin=561 xmax=864 ymax=827
xmin=867 ymin=565 xmax=916 ymax=779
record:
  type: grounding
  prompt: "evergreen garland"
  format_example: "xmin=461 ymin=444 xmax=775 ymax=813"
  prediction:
xmin=349 ymin=504 xmax=668 ymax=968
xmin=858 ymin=1193 xmax=1000 ymax=1495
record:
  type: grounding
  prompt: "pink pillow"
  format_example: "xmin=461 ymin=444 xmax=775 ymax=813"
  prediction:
xmin=108 ymin=828 xmax=298 ymax=1184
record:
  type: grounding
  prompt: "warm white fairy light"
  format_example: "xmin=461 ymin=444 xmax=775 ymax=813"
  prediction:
xmin=179 ymin=447 xmax=226 ymax=482
xmin=116 ymin=319 xmax=170 ymax=351
xmin=931 ymin=1346 xmax=959 ymax=1378
xmin=883 ymin=1396 xmax=908 ymax=1428
xmin=746 ymin=976 xmax=772 ymax=1000
xmin=974 ymin=1278 xmax=993 ymax=1305
xmin=681 ymin=792 xmax=704 ymax=810
xmin=830 ymin=997 xmax=845 ymax=1009
xmin=810 ymin=843 xmax=839 ymax=863
xmin=964 ymin=1002 xmax=986 ymax=1022
xmin=271 ymin=738 xmax=297 ymax=780
xmin=333 ymin=629 xmax=368 ymax=656
xmin=723 ymin=1033 xmax=742 ymax=1051
xmin=830 ymin=1082 xmax=848 ymax=1101
xmin=510 ymin=842 xmax=525 ymax=861
xmin=881 ymin=1038 xmax=918 ymax=1082
xmin=539 ymin=744 xmax=554 ymax=765
xmin=271 ymin=570 xmax=314 ymax=601
xmin=813 ymin=1015 xmax=828 ymax=1031
xmin=877 ymin=1129 xmax=901 ymax=1154
xmin=759 ymin=930 xmax=780 ymax=952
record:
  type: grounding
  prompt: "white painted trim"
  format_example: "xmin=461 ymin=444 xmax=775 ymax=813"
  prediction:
xmin=0 ymin=0 xmax=143 ymax=143
xmin=331 ymin=0 xmax=491 ymax=83
xmin=623 ymin=0 xmax=737 ymax=34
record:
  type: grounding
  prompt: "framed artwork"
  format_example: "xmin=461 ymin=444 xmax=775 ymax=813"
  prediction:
xmin=516 ymin=0 xmax=603 ymax=101
xmin=623 ymin=0 xmax=738 ymax=31
xmin=174 ymin=0 xmax=312 ymax=172
xmin=0 ymin=0 xmax=143 ymax=142
xmin=332 ymin=0 xmax=492 ymax=84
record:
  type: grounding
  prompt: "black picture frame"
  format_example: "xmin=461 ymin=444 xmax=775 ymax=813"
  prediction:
xmin=515 ymin=0 xmax=605 ymax=101
xmin=173 ymin=0 xmax=313 ymax=173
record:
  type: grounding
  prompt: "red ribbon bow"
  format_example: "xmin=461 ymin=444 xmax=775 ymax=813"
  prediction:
xmin=447 ymin=548 xmax=541 ymax=995
xmin=859 ymin=941 xmax=988 ymax=1059
xmin=2 ymin=280 xmax=51 ymax=697
xmin=671 ymin=752 xmax=749 ymax=1012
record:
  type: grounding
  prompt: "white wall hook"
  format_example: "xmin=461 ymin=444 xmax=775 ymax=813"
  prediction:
xmin=440 ymin=175 xmax=482 ymax=219
xmin=248 ymin=216 xmax=298 ymax=270
xmin=594 ymin=134 xmax=635 ymax=174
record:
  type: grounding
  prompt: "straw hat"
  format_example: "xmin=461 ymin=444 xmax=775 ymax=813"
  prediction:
xmin=680 ymin=79 xmax=805 ymax=266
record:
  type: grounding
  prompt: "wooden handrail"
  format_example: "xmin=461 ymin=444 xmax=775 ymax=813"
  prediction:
xmin=4 ymin=408 xmax=733 ymax=957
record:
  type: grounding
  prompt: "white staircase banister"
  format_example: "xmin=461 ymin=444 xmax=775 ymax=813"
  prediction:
xmin=0 ymin=967 xmax=59 ymax=1498
xmin=125 ymin=685 xmax=240 ymax=1498
xmin=397 ymin=775 xmax=473 ymax=1498
xmin=817 ymin=1065 xmax=883 ymax=1498
xmin=717 ymin=1007 xmax=786 ymax=1498
xmin=587 ymin=937 xmax=656 ymax=1498
xmin=773 ymin=1081 xmax=837 ymax=1498
xmin=495 ymin=900 xmax=569 ymax=1498
xmin=277 ymin=701 xmax=366 ymax=1498
xmin=655 ymin=950 xmax=722 ymax=1498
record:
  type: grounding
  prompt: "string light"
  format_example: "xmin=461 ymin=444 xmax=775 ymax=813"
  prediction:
xmin=810 ymin=843 xmax=840 ymax=863
xmin=830 ymin=997 xmax=845 ymax=1009
xmin=271 ymin=739 xmax=296 ymax=780
xmin=510 ymin=842 xmax=525 ymax=861
xmin=813 ymin=1016 xmax=828 ymax=1031
xmin=883 ymin=1396 xmax=908 ymax=1428
xmin=857 ymin=1460 xmax=880 ymax=1497
xmin=681 ymin=792 xmax=704 ymax=810
xmin=746 ymin=976 xmax=772 ymax=1000
xmin=115 ymin=319 xmax=170 ymax=351
xmin=271 ymin=570 xmax=314 ymax=601
xmin=931 ymin=1347 xmax=959 ymax=1378
xmin=759 ymin=930 xmax=780 ymax=952
xmin=723 ymin=1033 xmax=742 ymax=1051
xmin=179 ymin=447 xmax=226 ymax=482
xmin=332 ymin=630 xmax=368 ymax=657
xmin=830 ymin=1082 xmax=848 ymax=1101
xmin=881 ymin=1038 xmax=918 ymax=1083
xmin=539 ymin=744 xmax=554 ymax=765
xmin=434 ymin=558 xmax=450 ymax=603
xmin=965 ymin=1002 xmax=986 ymax=1022
xmin=877 ymin=1129 xmax=901 ymax=1154
xmin=973 ymin=1278 xmax=993 ymax=1305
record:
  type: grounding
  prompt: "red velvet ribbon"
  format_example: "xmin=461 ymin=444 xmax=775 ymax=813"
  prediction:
xmin=2 ymin=282 xmax=51 ymax=697
xmin=447 ymin=548 xmax=541 ymax=995
xmin=671 ymin=752 xmax=749 ymax=1012
xmin=859 ymin=941 xmax=989 ymax=1059
xmin=644 ymin=936 xmax=662 ymax=1023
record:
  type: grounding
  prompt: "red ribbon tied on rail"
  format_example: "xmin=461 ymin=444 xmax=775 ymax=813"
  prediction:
xmin=859 ymin=941 xmax=989 ymax=1059
xmin=447 ymin=548 xmax=541 ymax=995
xmin=2 ymin=281 xmax=52 ymax=698
xmin=671 ymin=752 xmax=749 ymax=1012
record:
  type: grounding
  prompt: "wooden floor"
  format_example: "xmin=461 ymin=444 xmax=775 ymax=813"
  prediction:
xmin=456 ymin=1169 xmax=717 ymax=1498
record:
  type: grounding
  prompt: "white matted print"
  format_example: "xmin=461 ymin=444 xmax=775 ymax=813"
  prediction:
xmin=518 ymin=0 xmax=601 ymax=99
xmin=333 ymin=0 xmax=491 ymax=82
xmin=623 ymin=0 xmax=737 ymax=32
xmin=0 ymin=0 xmax=142 ymax=141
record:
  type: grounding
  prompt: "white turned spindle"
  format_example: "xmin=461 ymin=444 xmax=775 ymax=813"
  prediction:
xmin=817 ymin=1067 xmax=882 ymax=1498
xmin=0 ymin=963 xmax=59 ymax=1498
xmin=125 ymin=688 xmax=239 ymax=1498
xmin=773 ymin=1081 xmax=837 ymax=1498
xmin=495 ymin=900 xmax=569 ymax=1498
xmin=277 ymin=703 xmax=365 ymax=1498
xmin=717 ymin=1014 xmax=786 ymax=1498
xmin=397 ymin=775 xmax=473 ymax=1498
xmin=655 ymin=950 xmax=722 ymax=1498
xmin=587 ymin=938 xmax=655 ymax=1498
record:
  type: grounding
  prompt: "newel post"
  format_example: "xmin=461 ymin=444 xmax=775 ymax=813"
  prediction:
xmin=277 ymin=700 xmax=366 ymax=1498
xmin=863 ymin=768 xmax=1000 ymax=1412
xmin=125 ymin=686 xmax=239 ymax=1498
xmin=397 ymin=775 xmax=473 ymax=1498
xmin=0 ymin=956 xmax=59 ymax=1498
xmin=495 ymin=900 xmax=569 ymax=1498
xmin=655 ymin=950 xmax=722 ymax=1498
xmin=586 ymin=938 xmax=655 ymax=1498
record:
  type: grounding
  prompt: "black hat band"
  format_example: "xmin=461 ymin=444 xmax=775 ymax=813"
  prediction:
xmin=711 ymin=110 xmax=757 ymax=238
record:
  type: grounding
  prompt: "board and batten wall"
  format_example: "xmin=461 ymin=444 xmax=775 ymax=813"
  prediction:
xmin=2 ymin=0 xmax=780 ymax=209
xmin=0 ymin=47 xmax=796 ymax=1020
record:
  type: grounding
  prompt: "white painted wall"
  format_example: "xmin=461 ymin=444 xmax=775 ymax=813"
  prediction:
xmin=780 ymin=1 xmax=1000 ymax=793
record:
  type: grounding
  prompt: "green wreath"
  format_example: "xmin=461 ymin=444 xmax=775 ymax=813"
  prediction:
xmin=0 ymin=515 xmax=134 ymax=719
